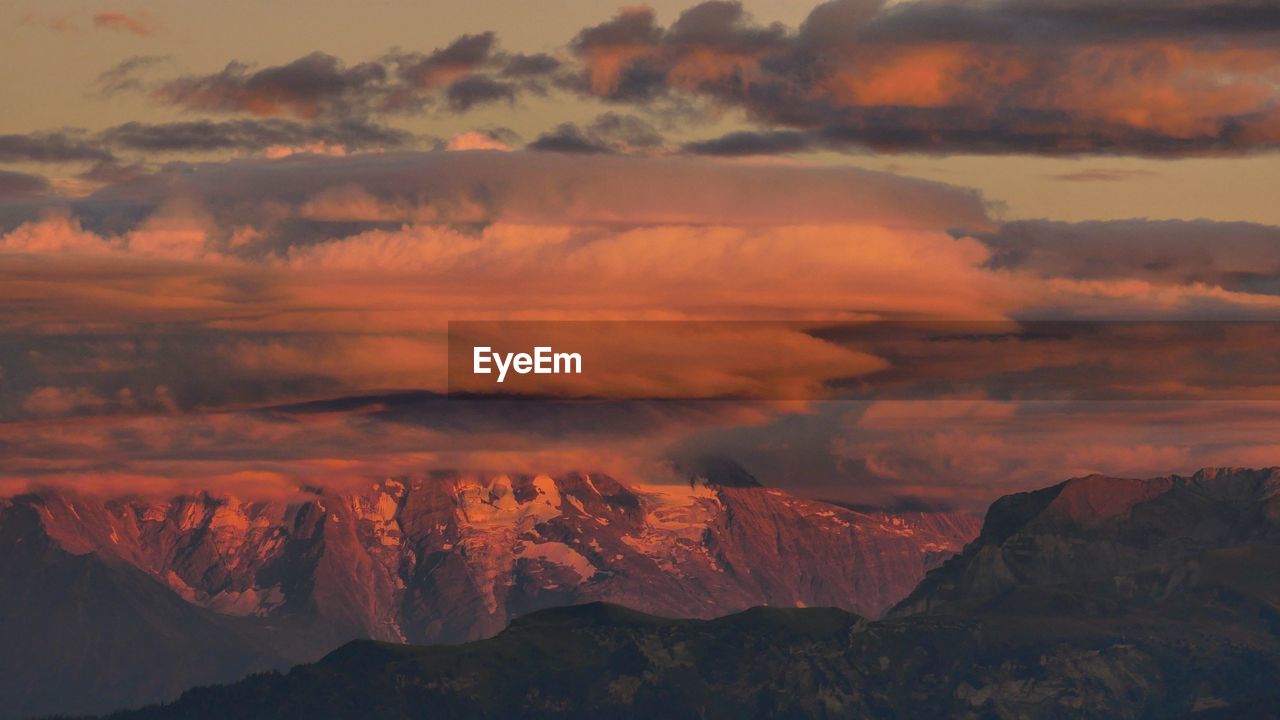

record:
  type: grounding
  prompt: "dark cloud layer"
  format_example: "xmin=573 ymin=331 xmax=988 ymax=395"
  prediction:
xmin=683 ymin=130 xmax=811 ymax=156
xmin=75 ymin=0 xmax=1280 ymax=157
xmin=861 ymin=0 xmax=1280 ymax=44
xmin=68 ymin=150 xmax=991 ymax=234
xmin=0 ymin=170 xmax=50 ymax=199
xmin=393 ymin=32 xmax=498 ymax=89
xmin=500 ymin=52 xmax=562 ymax=77
xmin=0 ymin=132 xmax=115 ymax=163
xmin=974 ymin=219 xmax=1280 ymax=294
xmin=574 ymin=0 xmax=1280 ymax=156
xmin=100 ymin=119 xmax=415 ymax=153
xmin=0 ymin=120 xmax=418 ymax=185
xmin=529 ymin=112 xmax=664 ymax=154
xmin=107 ymin=32 xmax=560 ymax=120
xmin=445 ymin=75 xmax=516 ymax=112
xmin=155 ymin=52 xmax=390 ymax=118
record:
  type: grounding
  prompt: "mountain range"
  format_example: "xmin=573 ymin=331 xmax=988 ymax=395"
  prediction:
xmin=0 ymin=470 xmax=978 ymax=719
xmin=81 ymin=467 xmax=1280 ymax=719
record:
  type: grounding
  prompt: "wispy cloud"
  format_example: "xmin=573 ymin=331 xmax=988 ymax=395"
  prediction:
xmin=93 ymin=10 xmax=158 ymax=37
xmin=1047 ymin=169 xmax=1158 ymax=183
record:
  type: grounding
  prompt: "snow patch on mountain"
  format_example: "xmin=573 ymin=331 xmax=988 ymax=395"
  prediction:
xmin=15 ymin=472 xmax=982 ymax=644
xmin=517 ymin=540 xmax=597 ymax=581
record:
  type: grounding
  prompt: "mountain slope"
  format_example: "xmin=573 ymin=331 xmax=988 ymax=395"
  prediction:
xmin=23 ymin=473 xmax=979 ymax=643
xmin=0 ymin=501 xmax=294 ymax=720
xmin=2 ymin=472 xmax=977 ymax=718
xmin=89 ymin=603 xmax=876 ymax=720
xmin=94 ymin=468 xmax=1280 ymax=720
xmin=99 ymin=586 xmax=1280 ymax=720
xmin=891 ymin=466 xmax=1280 ymax=617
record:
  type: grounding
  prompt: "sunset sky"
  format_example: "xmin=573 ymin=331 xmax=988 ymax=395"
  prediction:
xmin=3 ymin=0 xmax=1280 ymax=508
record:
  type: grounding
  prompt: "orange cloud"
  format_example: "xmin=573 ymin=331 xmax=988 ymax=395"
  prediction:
xmin=836 ymin=400 xmax=1280 ymax=506
xmin=445 ymin=132 xmax=513 ymax=152
xmin=569 ymin=0 xmax=1280 ymax=156
xmin=22 ymin=387 xmax=110 ymax=417
xmin=93 ymin=11 xmax=157 ymax=37
xmin=4 ymin=150 xmax=1280 ymax=504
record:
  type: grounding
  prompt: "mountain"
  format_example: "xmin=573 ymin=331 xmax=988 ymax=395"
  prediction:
xmin=0 ymin=501 xmax=292 ymax=720
xmin=90 ymin=603 xmax=873 ymax=720
xmin=92 ymin=468 xmax=1280 ymax=719
xmin=1 ymin=473 xmax=978 ymax=718
xmin=891 ymin=466 xmax=1280 ymax=616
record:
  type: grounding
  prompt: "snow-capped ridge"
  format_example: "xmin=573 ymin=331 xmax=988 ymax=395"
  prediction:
xmin=13 ymin=471 xmax=980 ymax=644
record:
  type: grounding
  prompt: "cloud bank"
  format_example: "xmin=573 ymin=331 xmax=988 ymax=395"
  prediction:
xmin=77 ymin=0 xmax=1280 ymax=158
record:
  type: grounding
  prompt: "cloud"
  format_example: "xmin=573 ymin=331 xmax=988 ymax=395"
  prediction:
xmin=683 ymin=130 xmax=812 ymax=156
xmin=7 ymin=152 xmax=1280 ymax=433
xmin=393 ymin=32 xmax=497 ymax=89
xmin=528 ymin=123 xmax=613 ymax=154
xmin=5 ymin=149 xmax=1280 ymax=501
xmin=0 ymin=150 xmax=1004 ymax=435
xmin=0 ymin=214 xmax=115 ymax=253
xmin=444 ymin=74 xmax=516 ymax=111
xmin=830 ymin=399 xmax=1280 ymax=506
xmin=570 ymin=0 xmax=1280 ymax=156
xmin=531 ymin=112 xmax=666 ymax=155
xmin=499 ymin=52 xmax=563 ymax=77
xmin=0 ymin=394 xmax=755 ymax=498
xmin=72 ymin=150 xmax=993 ymax=232
xmin=154 ymin=52 xmax=389 ymax=118
xmin=22 ymin=386 xmax=111 ymax=417
xmin=92 ymin=11 xmax=157 ymax=36
xmin=0 ymin=121 xmax=416 ymax=180
xmin=75 ymin=0 xmax=1280 ymax=156
xmin=20 ymin=10 xmax=159 ymax=36
xmin=973 ymin=219 xmax=1280 ymax=294
xmin=122 ymin=32 xmax=548 ymax=119
xmin=1047 ymin=169 xmax=1157 ymax=182
xmin=445 ymin=130 xmax=516 ymax=152
xmin=0 ymin=170 xmax=50 ymax=199
xmin=99 ymin=118 xmax=415 ymax=154
xmin=0 ymin=132 xmax=114 ymax=163
xmin=94 ymin=55 xmax=170 ymax=94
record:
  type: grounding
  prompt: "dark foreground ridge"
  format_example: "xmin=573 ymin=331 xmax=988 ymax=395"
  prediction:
xmin=83 ymin=468 xmax=1280 ymax=719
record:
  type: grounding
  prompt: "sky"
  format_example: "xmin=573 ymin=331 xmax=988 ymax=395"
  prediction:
xmin=2 ymin=0 xmax=1280 ymax=508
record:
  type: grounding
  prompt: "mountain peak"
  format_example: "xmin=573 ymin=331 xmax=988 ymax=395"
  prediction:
xmin=1044 ymin=473 xmax=1175 ymax=525
xmin=892 ymin=467 xmax=1280 ymax=618
xmin=9 ymin=471 xmax=978 ymax=651
xmin=677 ymin=455 xmax=763 ymax=488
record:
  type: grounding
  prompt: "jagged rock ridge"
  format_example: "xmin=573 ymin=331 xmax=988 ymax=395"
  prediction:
xmin=23 ymin=472 xmax=979 ymax=644
xmin=0 ymin=472 xmax=978 ymax=718
xmin=892 ymin=466 xmax=1280 ymax=616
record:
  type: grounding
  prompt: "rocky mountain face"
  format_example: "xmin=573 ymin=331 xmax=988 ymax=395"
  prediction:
xmin=891 ymin=466 xmax=1280 ymax=616
xmin=97 ymin=468 xmax=1280 ymax=720
xmin=0 ymin=472 xmax=978 ymax=718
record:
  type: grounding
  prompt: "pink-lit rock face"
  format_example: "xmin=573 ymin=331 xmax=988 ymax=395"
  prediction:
xmin=20 ymin=473 xmax=979 ymax=644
